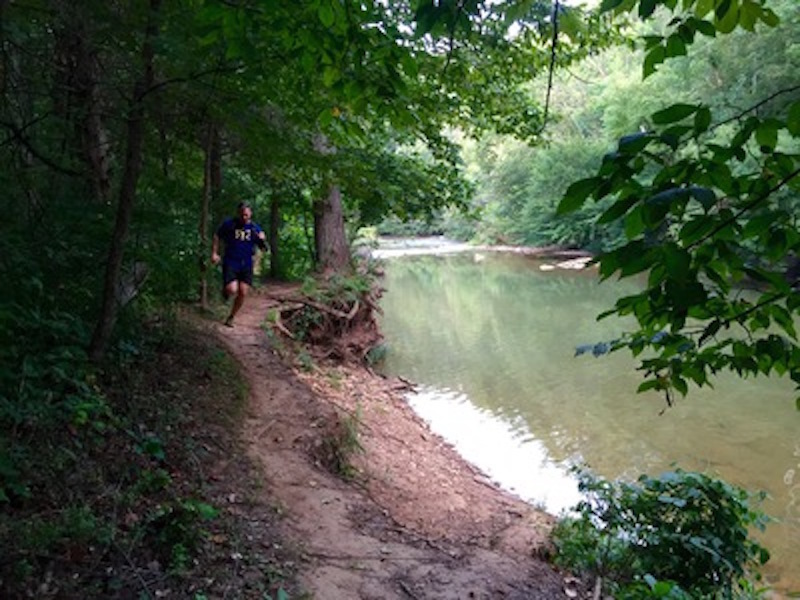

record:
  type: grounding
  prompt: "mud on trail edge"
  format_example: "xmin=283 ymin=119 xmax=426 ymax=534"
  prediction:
xmin=208 ymin=287 xmax=587 ymax=599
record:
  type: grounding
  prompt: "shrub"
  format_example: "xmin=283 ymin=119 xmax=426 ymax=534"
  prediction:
xmin=552 ymin=468 xmax=771 ymax=598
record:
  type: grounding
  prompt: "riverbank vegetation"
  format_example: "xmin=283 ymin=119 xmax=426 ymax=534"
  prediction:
xmin=553 ymin=469 xmax=771 ymax=599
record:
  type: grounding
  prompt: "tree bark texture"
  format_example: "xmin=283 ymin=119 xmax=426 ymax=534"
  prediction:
xmin=313 ymin=183 xmax=351 ymax=275
xmin=52 ymin=3 xmax=112 ymax=202
xmin=89 ymin=0 xmax=161 ymax=362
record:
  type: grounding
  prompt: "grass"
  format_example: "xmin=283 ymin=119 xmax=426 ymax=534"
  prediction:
xmin=316 ymin=405 xmax=365 ymax=481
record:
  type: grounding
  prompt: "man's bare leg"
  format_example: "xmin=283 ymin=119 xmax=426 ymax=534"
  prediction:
xmin=225 ymin=281 xmax=249 ymax=326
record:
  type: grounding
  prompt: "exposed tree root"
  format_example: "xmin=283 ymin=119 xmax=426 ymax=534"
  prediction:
xmin=265 ymin=277 xmax=384 ymax=364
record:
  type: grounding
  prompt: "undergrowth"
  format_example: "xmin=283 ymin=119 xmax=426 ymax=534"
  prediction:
xmin=0 ymin=310 xmax=299 ymax=598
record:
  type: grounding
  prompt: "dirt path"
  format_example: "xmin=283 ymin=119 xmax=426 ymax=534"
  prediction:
xmin=211 ymin=289 xmax=585 ymax=599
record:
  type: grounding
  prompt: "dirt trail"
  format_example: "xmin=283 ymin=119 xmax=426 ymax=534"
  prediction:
xmin=211 ymin=289 xmax=584 ymax=599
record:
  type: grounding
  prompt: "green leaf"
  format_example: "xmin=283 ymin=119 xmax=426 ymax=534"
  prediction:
xmin=599 ymin=0 xmax=627 ymax=12
xmin=680 ymin=216 xmax=715 ymax=244
xmin=558 ymin=177 xmax=601 ymax=214
xmin=761 ymin=7 xmax=779 ymax=27
xmin=766 ymin=228 xmax=788 ymax=260
xmin=665 ymin=33 xmax=687 ymax=57
xmin=639 ymin=0 xmax=658 ymax=18
xmin=743 ymin=213 xmax=774 ymax=238
xmin=652 ymin=103 xmax=699 ymax=125
xmin=322 ymin=65 xmax=340 ymax=87
xmin=624 ymin=205 xmax=646 ymax=238
xmin=694 ymin=107 xmax=712 ymax=133
xmin=732 ymin=116 xmax=759 ymax=149
xmin=662 ymin=244 xmax=691 ymax=281
xmin=317 ymin=107 xmax=333 ymax=128
xmin=400 ymin=52 xmax=419 ymax=79
xmin=699 ymin=320 xmax=721 ymax=345
xmin=318 ymin=1 xmax=335 ymax=28
xmin=694 ymin=0 xmax=714 ymax=18
xmin=715 ymin=1 xmax=739 ymax=34
xmin=689 ymin=186 xmax=716 ymax=210
xmin=619 ymin=242 xmax=656 ymax=277
xmin=618 ymin=132 xmax=653 ymax=154
xmin=694 ymin=18 xmax=717 ymax=36
xmin=755 ymin=120 xmax=779 ymax=152
xmin=599 ymin=196 xmax=639 ymax=224
xmin=738 ymin=0 xmax=761 ymax=31
xmin=672 ymin=375 xmax=689 ymax=396
xmin=637 ymin=379 xmax=663 ymax=393
xmin=643 ymin=45 xmax=666 ymax=78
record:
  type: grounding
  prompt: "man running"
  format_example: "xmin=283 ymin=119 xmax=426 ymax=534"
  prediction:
xmin=211 ymin=201 xmax=267 ymax=327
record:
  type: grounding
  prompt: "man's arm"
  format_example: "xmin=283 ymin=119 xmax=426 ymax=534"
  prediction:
xmin=211 ymin=233 xmax=221 ymax=264
xmin=256 ymin=229 xmax=267 ymax=251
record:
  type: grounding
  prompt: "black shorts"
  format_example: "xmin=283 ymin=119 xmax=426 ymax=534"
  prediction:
xmin=222 ymin=262 xmax=253 ymax=287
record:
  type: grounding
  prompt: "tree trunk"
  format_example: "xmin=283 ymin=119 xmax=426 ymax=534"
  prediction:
xmin=78 ymin=45 xmax=111 ymax=203
xmin=269 ymin=193 xmax=281 ymax=279
xmin=89 ymin=0 xmax=160 ymax=362
xmin=313 ymin=183 xmax=351 ymax=275
xmin=198 ymin=124 xmax=216 ymax=308
xmin=210 ymin=125 xmax=222 ymax=215
xmin=52 ymin=2 xmax=112 ymax=203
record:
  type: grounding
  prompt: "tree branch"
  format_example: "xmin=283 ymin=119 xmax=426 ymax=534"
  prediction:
xmin=139 ymin=64 xmax=245 ymax=101
xmin=540 ymin=0 xmax=560 ymax=133
xmin=0 ymin=116 xmax=83 ymax=176
xmin=687 ymin=166 xmax=800 ymax=250
xmin=711 ymin=84 xmax=800 ymax=132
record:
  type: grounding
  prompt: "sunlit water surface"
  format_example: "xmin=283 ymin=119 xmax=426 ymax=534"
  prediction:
xmin=377 ymin=251 xmax=800 ymax=594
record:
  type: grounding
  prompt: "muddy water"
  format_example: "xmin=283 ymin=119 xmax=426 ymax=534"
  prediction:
xmin=377 ymin=251 xmax=800 ymax=594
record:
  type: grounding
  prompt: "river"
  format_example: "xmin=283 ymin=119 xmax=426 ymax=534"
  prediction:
xmin=376 ymin=247 xmax=800 ymax=594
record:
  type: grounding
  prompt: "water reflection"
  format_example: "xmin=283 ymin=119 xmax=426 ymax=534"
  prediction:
xmin=408 ymin=385 xmax=583 ymax=514
xmin=378 ymin=252 xmax=800 ymax=594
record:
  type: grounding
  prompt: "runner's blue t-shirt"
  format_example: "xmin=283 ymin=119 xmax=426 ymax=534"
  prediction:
xmin=216 ymin=218 xmax=264 ymax=268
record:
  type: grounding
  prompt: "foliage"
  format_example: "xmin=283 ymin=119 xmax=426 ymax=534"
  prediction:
xmin=471 ymin=135 xmax=626 ymax=249
xmin=557 ymin=0 xmax=800 ymax=406
xmin=301 ymin=271 xmax=374 ymax=306
xmin=377 ymin=215 xmax=446 ymax=237
xmin=552 ymin=468 xmax=771 ymax=598
xmin=145 ymin=498 xmax=219 ymax=572
xmin=0 ymin=319 xmax=297 ymax=597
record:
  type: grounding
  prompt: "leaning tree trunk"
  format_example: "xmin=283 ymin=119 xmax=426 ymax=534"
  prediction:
xmin=88 ymin=0 xmax=160 ymax=363
xmin=313 ymin=183 xmax=351 ymax=275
